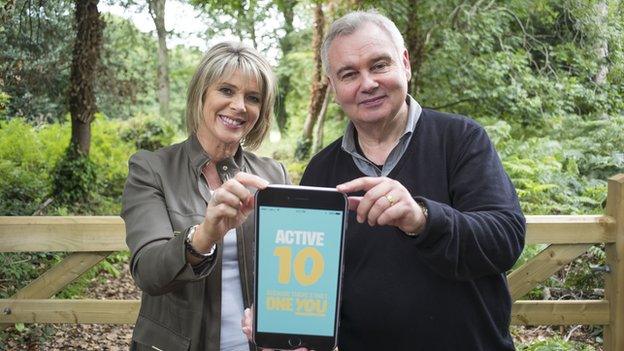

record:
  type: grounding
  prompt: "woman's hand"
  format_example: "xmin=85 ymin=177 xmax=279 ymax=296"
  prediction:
xmin=192 ymin=172 xmax=268 ymax=253
xmin=241 ymin=308 xmax=309 ymax=351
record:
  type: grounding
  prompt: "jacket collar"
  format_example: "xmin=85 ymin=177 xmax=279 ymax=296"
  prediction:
xmin=185 ymin=133 xmax=245 ymax=179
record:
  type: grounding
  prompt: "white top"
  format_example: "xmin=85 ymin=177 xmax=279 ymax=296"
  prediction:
xmin=220 ymin=228 xmax=248 ymax=350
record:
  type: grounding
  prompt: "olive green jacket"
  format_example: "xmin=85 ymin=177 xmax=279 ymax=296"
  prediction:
xmin=121 ymin=134 xmax=289 ymax=351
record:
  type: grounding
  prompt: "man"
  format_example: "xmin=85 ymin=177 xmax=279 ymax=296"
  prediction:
xmin=299 ymin=10 xmax=526 ymax=350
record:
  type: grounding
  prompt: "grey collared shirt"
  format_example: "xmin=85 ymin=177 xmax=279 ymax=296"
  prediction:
xmin=341 ymin=95 xmax=422 ymax=177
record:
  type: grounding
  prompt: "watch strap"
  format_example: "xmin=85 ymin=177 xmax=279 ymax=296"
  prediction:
xmin=405 ymin=200 xmax=428 ymax=237
xmin=185 ymin=225 xmax=216 ymax=258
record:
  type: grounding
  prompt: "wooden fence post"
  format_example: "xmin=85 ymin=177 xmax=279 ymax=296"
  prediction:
xmin=604 ymin=174 xmax=624 ymax=351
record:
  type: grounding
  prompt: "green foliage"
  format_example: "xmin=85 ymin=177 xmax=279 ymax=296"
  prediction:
xmin=0 ymin=253 xmax=59 ymax=298
xmin=277 ymin=50 xmax=315 ymax=133
xmin=0 ymin=119 xmax=66 ymax=215
xmin=97 ymin=14 xmax=158 ymax=120
xmin=0 ymin=116 xmax=155 ymax=216
xmin=169 ymin=45 xmax=204 ymax=127
xmin=0 ymin=90 xmax=9 ymax=119
xmin=516 ymin=336 xmax=597 ymax=351
xmin=294 ymin=137 xmax=312 ymax=161
xmin=54 ymin=252 xmax=126 ymax=299
xmin=49 ymin=114 xmax=145 ymax=214
xmin=51 ymin=146 xmax=100 ymax=213
xmin=0 ymin=323 xmax=55 ymax=350
xmin=285 ymin=160 xmax=308 ymax=185
xmin=563 ymin=246 xmax=606 ymax=294
xmin=412 ymin=0 xmax=624 ymax=133
xmin=90 ymin=117 xmax=142 ymax=206
xmin=119 ymin=114 xmax=177 ymax=151
xmin=0 ymin=0 xmax=74 ymax=123
xmin=1 ymin=6 xmax=202 ymax=126
xmin=483 ymin=113 xmax=623 ymax=215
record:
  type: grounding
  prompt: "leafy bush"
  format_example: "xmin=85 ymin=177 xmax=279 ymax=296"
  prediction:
xmin=0 ymin=115 xmax=148 ymax=309
xmin=51 ymin=147 xmax=100 ymax=213
xmin=0 ymin=119 xmax=66 ymax=215
xmin=516 ymin=336 xmax=597 ymax=351
xmin=0 ymin=90 xmax=9 ymax=120
xmin=482 ymin=117 xmax=618 ymax=215
xmin=119 ymin=114 xmax=177 ymax=152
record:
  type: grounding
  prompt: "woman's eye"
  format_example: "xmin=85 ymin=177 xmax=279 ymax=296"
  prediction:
xmin=247 ymin=95 xmax=261 ymax=104
xmin=219 ymin=87 xmax=233 ymax=95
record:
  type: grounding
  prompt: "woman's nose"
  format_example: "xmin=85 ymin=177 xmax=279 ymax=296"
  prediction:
xmin=229 ymin=94 xmax=246 ymax=112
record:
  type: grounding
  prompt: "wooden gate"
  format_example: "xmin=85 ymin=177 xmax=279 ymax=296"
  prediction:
xmin=1 ymin=174 xmax=623 ymax=349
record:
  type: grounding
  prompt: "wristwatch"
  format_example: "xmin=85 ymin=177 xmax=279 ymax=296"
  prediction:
xmin=405 ymin=200 xmax=428 ymax=237
xmin=185 ymin=225 xmax=216 ymax=258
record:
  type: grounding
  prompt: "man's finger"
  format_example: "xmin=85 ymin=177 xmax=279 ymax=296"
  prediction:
xmin=347 ymin=196 xmax=362 ymax=211
xmin=337 ymin=177 xmax=385 ymax=193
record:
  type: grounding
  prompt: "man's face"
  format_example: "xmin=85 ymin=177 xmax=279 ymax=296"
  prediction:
xmin=327 ymin=22 xmax=411 ymax=126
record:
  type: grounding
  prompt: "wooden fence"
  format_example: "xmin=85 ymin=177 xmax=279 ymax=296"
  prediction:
xmin=1 ymin=174 xmax=623 ymax=349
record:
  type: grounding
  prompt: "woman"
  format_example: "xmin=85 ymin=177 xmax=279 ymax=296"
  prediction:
xmin=122 ymin=42 xmax=289 ymax=351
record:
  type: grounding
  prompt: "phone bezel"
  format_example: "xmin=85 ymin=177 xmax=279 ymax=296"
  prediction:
xmin=253 ymin=185 xmax=348 ymax=351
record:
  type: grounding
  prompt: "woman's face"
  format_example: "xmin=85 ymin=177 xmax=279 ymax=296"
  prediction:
xmin=198 ymin=70 xmax=262 ymax=147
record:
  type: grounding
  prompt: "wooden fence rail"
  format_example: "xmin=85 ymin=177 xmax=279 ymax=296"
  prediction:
xmin=1 ymin=174 xmax=623 ymax=349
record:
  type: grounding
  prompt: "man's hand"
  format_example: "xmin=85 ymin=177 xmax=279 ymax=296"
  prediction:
xmin=337 ymin=177 xmax=427 ymax=235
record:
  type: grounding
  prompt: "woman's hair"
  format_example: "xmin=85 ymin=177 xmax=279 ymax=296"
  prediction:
xmin=186 ymin=41 xmax=277 ymax=150
xmin=321 ymin=9 xmax=405 ymax=75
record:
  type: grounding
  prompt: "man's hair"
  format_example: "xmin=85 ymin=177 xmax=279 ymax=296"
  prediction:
xmin=185 ymin=41 xmax=277 ymax=150
xmin=321 ymin=9 xmax=406 ymax=75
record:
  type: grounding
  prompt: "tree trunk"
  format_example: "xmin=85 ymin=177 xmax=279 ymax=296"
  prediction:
xmin=148 ymin=0 xmax=171 ymax=121
xmin=312 ymin=87 xmax=331 ymax=154
xmin=295 ymin=1 xmax=325 ymax=160
xmin=275 ymin=0 xmax=297 ymax=132
xmin=68 ymin=0 xmax=103 ymax=155
xmin=52 ymin=0 xmax=103 ymax=209
xmin=405 ymin=0 xmax=428 ymax=96
xmin=593 ymin=1 xmax=609 ymax=85
xmin=247 ymin=0 xmax=258 ymax=48
xmin=235 ymin=6 xmax=245 ymax=42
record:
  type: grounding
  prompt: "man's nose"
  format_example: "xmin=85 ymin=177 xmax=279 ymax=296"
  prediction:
xmin=360 ymin=72 xmax=379 ymax=93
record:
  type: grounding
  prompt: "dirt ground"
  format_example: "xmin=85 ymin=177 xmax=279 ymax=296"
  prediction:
xmin=1 ymin=263 xmax=138 ymax=351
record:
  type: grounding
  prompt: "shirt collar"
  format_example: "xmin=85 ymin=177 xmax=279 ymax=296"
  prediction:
xmin=341 ymin=94 xmax=422 ymax=154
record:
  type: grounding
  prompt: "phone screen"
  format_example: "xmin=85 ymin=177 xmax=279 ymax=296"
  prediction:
xmin=256 ymin=205 xmax=344 ymax=337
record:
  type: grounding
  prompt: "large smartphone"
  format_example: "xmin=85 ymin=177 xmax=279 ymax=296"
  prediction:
xmin=253 ymin=185 xmax=348 ymax=351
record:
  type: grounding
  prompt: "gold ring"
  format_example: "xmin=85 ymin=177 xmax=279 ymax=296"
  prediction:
xmin=385 ymin=194 xmax=396 ymax=205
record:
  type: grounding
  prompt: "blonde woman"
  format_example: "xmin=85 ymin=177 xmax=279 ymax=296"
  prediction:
xmin=122 ymin=42 xmax=289 ymax=351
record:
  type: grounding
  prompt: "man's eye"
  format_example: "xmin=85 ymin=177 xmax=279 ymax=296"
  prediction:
xmin=372 ymin=62 xmax=388 ymax=71
xmin=341 ymin=72 xmax=355 ymax=80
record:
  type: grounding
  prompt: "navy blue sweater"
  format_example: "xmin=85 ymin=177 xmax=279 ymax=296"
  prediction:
xmin=300 ymin=109 xmax=526 ymax=351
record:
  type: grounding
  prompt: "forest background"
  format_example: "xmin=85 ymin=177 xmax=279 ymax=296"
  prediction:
xmin=1 ymin=0 xmax=623 ymax=349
